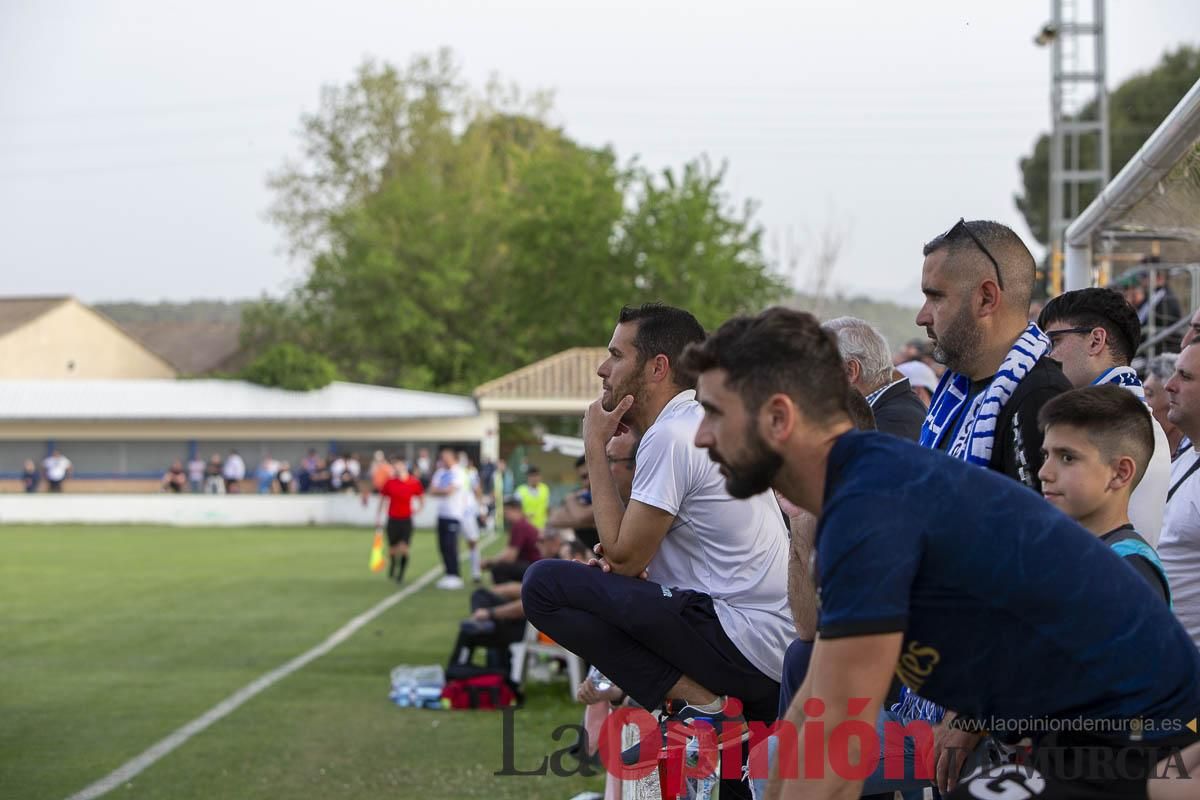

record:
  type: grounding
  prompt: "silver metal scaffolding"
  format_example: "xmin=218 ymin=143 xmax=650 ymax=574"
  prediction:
xmin=1039 ymin=0 xmax=1110 ymax=292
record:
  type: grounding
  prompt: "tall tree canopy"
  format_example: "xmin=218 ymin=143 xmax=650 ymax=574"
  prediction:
xmin=1016 ymin=46 xmax=1200 ymax=246
xmin=247 ymin=50 xmax=786 ymax=393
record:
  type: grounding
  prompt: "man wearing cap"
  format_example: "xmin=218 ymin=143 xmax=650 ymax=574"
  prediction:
xmin=896 ymin=360 xmax=938 ymax=408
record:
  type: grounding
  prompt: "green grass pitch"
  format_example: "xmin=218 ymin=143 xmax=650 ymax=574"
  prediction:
xmin=0 ymin=526 xmax=604 ymax=799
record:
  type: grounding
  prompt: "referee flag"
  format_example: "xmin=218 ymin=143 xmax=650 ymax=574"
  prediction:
xmin=369 ymin=529 xmax=386 ymax=572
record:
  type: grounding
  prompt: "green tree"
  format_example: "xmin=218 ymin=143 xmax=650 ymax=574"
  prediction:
xmin=248 ymin=51 xmax=786 ymax=393
xmin=240 ymin=343 xmax=339 ymax=391
xmin=616 ymin=158 xmax=782 ymax=330
xmin=1016 ymin=46 xmax=1200 ymax=245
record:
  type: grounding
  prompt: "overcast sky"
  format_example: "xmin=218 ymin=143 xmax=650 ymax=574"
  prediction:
xmin=1 ymin=1 xmax=1196 ymax=308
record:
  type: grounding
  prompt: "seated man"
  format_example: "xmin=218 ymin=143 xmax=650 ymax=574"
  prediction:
xmin=523 ymin=304 xmax=794 ymax=797
xmin=482 ymin=497 xmax=543 ymax=584
xmin=455 ymin=528 xmax=590 ymax=676
xmin=682 ymin=307 xmax=1200 ymax=800
xmin=161 ymin=460 xmax=187 ymax=493
xmin=1039 ymin=386 xmax=1170 ymax=604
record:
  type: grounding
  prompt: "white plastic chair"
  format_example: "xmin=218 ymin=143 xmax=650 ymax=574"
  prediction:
xmin=508 ymin=622 xmax=584 ymax=697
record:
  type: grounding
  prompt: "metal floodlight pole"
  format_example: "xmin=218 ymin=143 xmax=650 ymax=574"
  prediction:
xmin=1040 ymin=0 xmax=1110 ymax=293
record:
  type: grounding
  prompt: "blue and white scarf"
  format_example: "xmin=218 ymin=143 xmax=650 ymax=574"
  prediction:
xmin=898 ymin=323 xmax=1051 ymax=724
xmin=1091 ymin=365 xmax=1145 ymax=402
xmin=918 ymin=323 xmax=1051 ymax=463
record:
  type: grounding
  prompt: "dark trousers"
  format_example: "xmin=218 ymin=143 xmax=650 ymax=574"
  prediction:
xmin=490 ymin=560 xmax=531 ymax=585
xmin=437 ymin=517 xmax=460 ymax=576
xmin=446 ymin=589 xmax=526 ymax=673
xmin=521 ymin=559 xmax=779 ymax=721
xmin=778 ymin=639 xmax=813 ymax=719
xmin=777 ymin=638 xmax=904 ymax=800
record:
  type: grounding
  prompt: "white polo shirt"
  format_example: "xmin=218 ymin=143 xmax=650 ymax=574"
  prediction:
xmin=630 ymin=390 xmax=794 ymax=682
xmin=1160 ymin=447 xmax=1200 ymax=649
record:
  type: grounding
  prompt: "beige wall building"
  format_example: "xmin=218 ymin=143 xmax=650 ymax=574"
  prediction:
xmin=0 ymin=297 xmax=176 ymax=379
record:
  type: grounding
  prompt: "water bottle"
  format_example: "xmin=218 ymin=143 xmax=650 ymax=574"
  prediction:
xmin=685 ymin=738 xmax=718 ymax=800
xmin=390 ymin=665 xmax=445 ymax=709
xmin=587 ymin=666 xmax=612 ymax=692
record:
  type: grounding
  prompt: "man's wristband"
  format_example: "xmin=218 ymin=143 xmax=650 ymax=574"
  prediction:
xmin=487 ymin=607 xmax=496 ymax=621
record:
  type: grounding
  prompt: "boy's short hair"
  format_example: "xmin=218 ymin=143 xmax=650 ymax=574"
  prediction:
xmin=1038 ymin=385 xmax=1154 ymax=489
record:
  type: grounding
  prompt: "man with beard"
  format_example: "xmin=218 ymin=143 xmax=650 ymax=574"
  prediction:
xmin=916 ymin=219 xmax=1071 ymax=493
xmin=909 ymin=220 xmax=1074 ymax=791
xmin=522 ymin=303 xmax=793 ymax=795
xmin=682 ymin=307 xmax=1200 ymax=800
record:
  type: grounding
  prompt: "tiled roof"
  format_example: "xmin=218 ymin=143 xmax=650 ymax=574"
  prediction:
xmin=474 ymin=347 xmax=607 ymax=401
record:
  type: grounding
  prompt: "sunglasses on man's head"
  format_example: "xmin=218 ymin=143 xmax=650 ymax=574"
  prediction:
xmin=941 ymin=218 xmax=1004 ymax=291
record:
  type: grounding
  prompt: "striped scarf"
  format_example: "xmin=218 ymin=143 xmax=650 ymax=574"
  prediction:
xmin=898 ymin=323 xmax=1051 ymax=724
xmin=1091 ymin=365 xmax=1145 ymax=401
xmin=918 ymin=323 xmax=1051 ymax=464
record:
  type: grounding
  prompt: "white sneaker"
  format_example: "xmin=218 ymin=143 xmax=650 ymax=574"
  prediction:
xmin=436 ymin=575 xmax=464 ymax=590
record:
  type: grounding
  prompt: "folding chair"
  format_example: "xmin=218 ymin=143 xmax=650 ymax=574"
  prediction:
xmin=508 ymin=622 xmax=584 ymax=698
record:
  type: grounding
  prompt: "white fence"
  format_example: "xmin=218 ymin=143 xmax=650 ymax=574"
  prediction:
xmin=0 ymin=493 xmax=441 ymax=528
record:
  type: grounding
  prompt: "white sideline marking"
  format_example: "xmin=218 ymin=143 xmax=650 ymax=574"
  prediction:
xmin=63 ymin=535 xmax=494 ymax=800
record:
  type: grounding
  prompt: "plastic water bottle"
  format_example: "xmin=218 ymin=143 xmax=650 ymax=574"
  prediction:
xmin=684 ymin=737 xmax=718 ymax=800
xmin=390 ymin=665 xmax=445 ymax=709
xmin=587 ymin=666 xmax=612 ymax=692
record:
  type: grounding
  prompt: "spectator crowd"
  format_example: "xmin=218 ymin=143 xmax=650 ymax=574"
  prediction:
xmin=427 ymin=220 xmax=1200 ymax=800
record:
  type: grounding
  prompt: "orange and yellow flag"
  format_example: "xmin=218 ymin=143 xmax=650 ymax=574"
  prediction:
xmin=369 ymin=530 xmax=386 ymax=572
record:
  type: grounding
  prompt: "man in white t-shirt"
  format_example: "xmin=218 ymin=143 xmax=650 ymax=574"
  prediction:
xmin=458 ymin=451 xmax=483 ymax=583
xmin=42 ymin=450 xmax=72 ymax=492
xmin=428 ymin=448 xmax=468 ymax=590
xmin=522 ymin=303 xmax=793 ymax=779
xmin=222 ymin=449 xmax=246 ymax=493
xmin=1162 ymin=341 xmax=1200 ymax=648
xmin=1038 ymin=288 xmax=1170 ymax=544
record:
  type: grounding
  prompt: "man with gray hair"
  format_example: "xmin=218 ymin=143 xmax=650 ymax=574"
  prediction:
xmin=823 ymin=316 xmax=926 ymax=440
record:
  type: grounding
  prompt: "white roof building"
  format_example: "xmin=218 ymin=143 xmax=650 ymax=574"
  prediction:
xmin=0 ymin=380 xmax=479 ymax=422
xmin=0 ymin=379 xmax=495 ymax=480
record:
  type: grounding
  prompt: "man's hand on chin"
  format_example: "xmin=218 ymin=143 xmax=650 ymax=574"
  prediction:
xmin=583 ymin=395 xmax=633 ymax=449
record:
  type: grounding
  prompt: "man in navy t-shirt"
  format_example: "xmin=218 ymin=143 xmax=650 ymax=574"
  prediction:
xmin=681 ymin=307 xmax=1200 ymax=800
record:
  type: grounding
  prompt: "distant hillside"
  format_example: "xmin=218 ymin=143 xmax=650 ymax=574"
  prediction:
xmin=91 ymin=294 xmax=926 ymax=375
xmin=787 ymin=292 xmax=924 ymax=355
xmin=95 ymin=300 xmax=251 ymax=325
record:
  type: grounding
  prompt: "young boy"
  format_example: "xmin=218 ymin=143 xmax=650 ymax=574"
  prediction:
xmin=1038 ymin=385 xmax=1171 ymax=604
